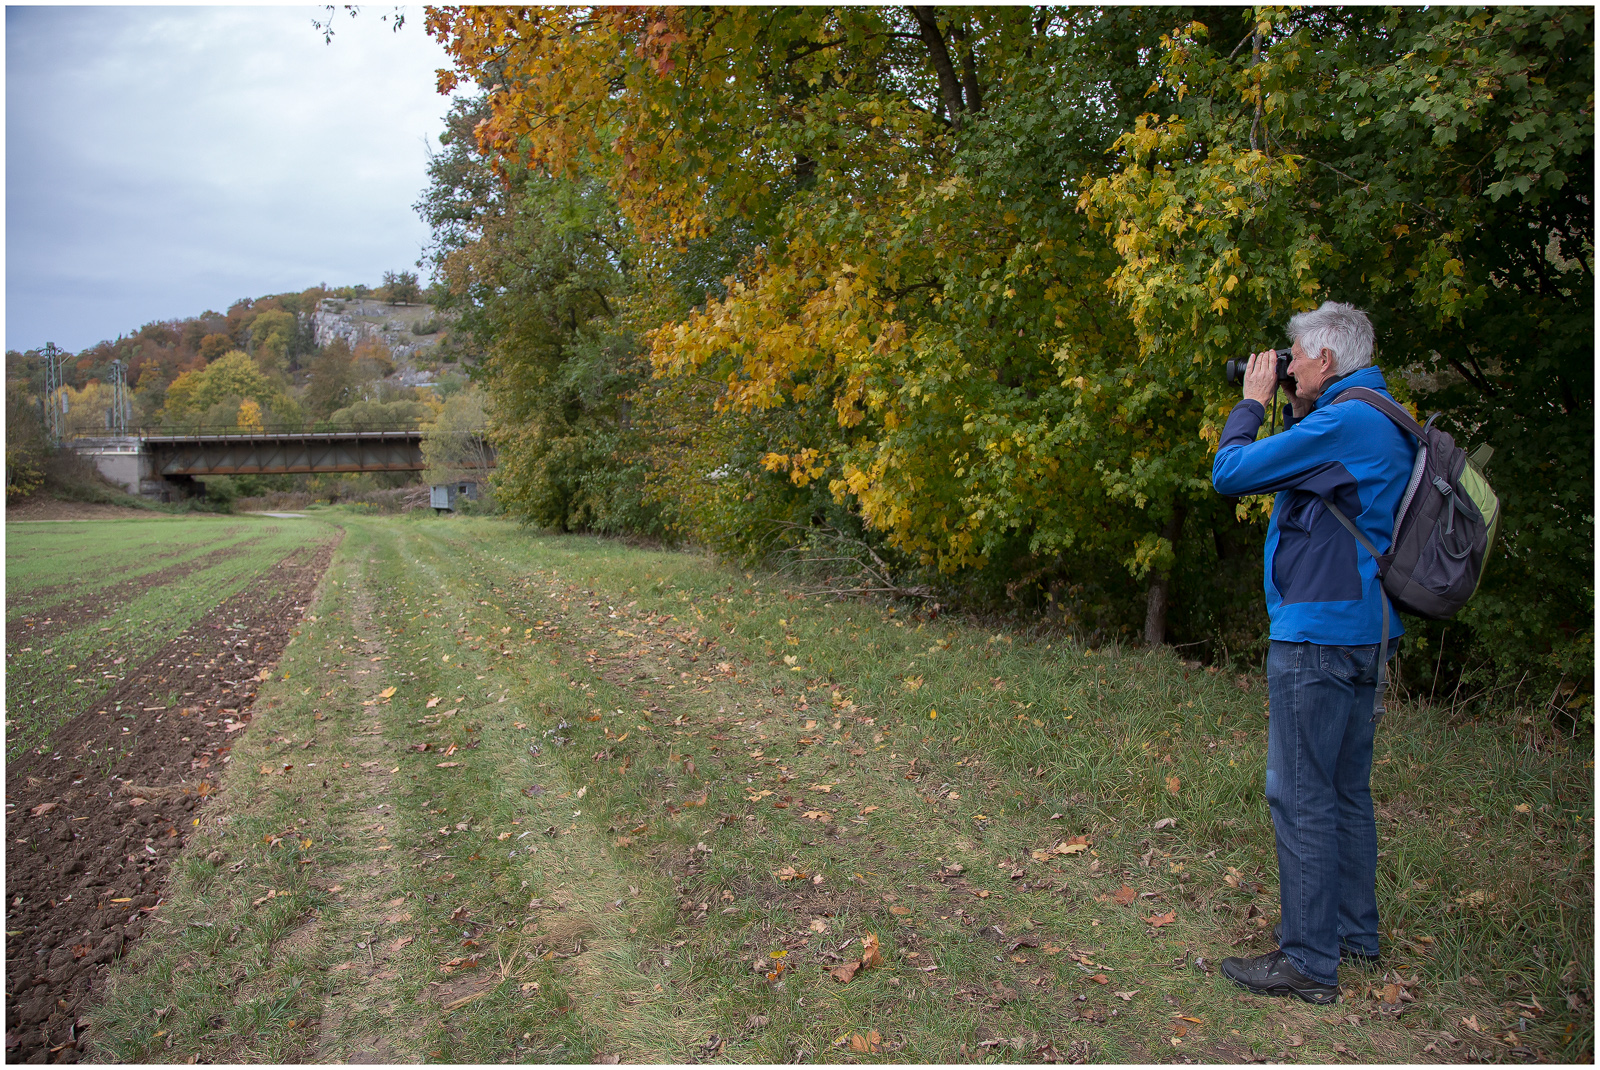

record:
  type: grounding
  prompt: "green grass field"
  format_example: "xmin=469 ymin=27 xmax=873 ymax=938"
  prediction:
xmin=5 ymin=514 xmax=337 ymax=758
xmin=75 ymin=513 xmax=1591 ymax=1062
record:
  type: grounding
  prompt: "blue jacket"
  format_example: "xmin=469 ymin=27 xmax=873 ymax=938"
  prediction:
xmin=1211 ymin=365 xmax=1414 ymax=645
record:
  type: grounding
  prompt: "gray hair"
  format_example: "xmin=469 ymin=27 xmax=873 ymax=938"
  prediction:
xmin=1287 ymin=301 xmax=1374 ymax=375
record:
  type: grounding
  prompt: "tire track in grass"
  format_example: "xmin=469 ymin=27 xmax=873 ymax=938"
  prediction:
xmin=304 ymin=530 xmax=433 ymax=1064
xmin=397 ymin=528 xmax=1029 ymax=1061
xmin=380 ymin=523 xmax=716 ymax=1063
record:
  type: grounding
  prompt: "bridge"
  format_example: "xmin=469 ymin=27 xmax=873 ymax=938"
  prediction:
xmin=69 ymin=427 xmax=494 ymax=500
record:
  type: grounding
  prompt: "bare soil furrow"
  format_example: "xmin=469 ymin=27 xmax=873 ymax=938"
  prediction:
xmin=3 ymin=537 xmax=338 ymax=1064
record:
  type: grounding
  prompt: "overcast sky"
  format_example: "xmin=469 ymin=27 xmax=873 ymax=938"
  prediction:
xmin=6 ymin=5 xmax=469 ymax=354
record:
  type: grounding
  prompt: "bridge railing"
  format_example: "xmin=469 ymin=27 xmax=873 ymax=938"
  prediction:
xmin=65 ymin=418 xmax=437 ymax=440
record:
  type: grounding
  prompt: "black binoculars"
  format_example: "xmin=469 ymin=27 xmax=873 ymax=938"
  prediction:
xmin=1225 ymin=348 xmax=1294 ymax=385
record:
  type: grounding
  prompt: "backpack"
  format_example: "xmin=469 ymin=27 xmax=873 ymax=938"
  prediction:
xmin=1318 ymin=386 xmax=1501 ymax=716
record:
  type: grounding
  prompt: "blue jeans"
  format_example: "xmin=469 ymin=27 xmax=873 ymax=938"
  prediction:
xmin=1264 ymin=639 xmax=1392 ymax=984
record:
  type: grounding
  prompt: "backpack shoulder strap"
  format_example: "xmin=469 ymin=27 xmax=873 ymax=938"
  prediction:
xmin=1331 ymin=386 xmax=1427 ymax=441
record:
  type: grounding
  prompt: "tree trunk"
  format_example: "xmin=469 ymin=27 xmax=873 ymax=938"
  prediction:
xmin=1143 ymin=503 xmax=1187 ymax=647
xmin=910 ymin=8 xmax=966 ymax=128
xmin=1143 ymin=575 xmax=1171 ymax=649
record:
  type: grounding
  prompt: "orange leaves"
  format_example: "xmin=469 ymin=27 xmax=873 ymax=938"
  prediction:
xmin=848 ymin=1030 xmax=883 ymax=1053
xmin=1146 ymin=910 xmax=1177 ymax=928
xmin=829 ymin=934 xmax=883 ymax=983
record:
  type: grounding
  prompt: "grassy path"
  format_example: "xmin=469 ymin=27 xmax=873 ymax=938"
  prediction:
xmin=89 ymin=514 xmax=1593 ymax=1063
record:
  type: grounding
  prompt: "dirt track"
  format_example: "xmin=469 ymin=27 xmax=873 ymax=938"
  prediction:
xmin=4 ymin=501 xmax=167 ymax=523
xmin=4 ymin=537 xmax=338 ymax=1064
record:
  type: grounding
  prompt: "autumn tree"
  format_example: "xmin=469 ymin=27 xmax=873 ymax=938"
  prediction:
xmin=160 ymin=351 xmax=298 ymax=430
xmin=418 ymin=92 xmax=665 ymax=534
xmin=248 ymin=309 xmax=297 ymax=377
xmin=381 ymin=270 xmax=422 ymax=305
xmin=428 ymin=6 xmax=1592 ymax=694
xmin=304 ymin=337 xmax=358 ymax=417
xmin=199 ymin=333 xmax=234 ymax=363
xmin=420 ymin=384 xmax=492 ymax=488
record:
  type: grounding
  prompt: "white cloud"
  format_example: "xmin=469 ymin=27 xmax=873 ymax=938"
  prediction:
xmin=6 ymin=5 xmax=469 ymax=352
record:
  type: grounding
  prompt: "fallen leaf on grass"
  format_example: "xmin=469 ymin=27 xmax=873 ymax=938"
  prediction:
xmin=829 ymin=961 xmax=861 ymax=983
xmin=391 ymin=936 xmax=414 ymax=952
xmin=1286 ymin=1035 xmax=1304 ymax=1048
xmin=1461 ymin=1015 xmax=1482 ymax=1033
xmin=1111 ymin=885 xmax=1137 ymax=906
xmin=775 ymin=866 xmax=808 ymax=881
xmin=329 ymin=962 xmax=356 ymax=972
xmin=1032 ymin=835 xmax=1091 ymax=861
xmin=1089 ymin=974 xmax=1109 ymax=984
xmin=1146 ymin=910 xmax=1176 ymax=927
xmin=849 ymin=1030 xmax=883 ymax=1054
xmin=379 ymin=686 xmax=396 ymax=699
xmin=1165 ymin=776 xmax=1180 ymax=795
xmin=802 ymin=811 xmax=831 ymax=821
xmin=860 ymin=805 xmax=879 ymax=815
xmin=809 ymin=783 xmax=834 ymax=792
xmin=809 ymin=919 xmax=829 ymax=933
xmin=746 ymin=790 xmax=774 ymax=801
xmin=1114 ymin=990 xmax=1139 ymax=1001
xmin=972 ymin=889 xmax=991 ymax=899
xmin=426 ymin=697 xmax=440 ymax=708
xmin=437 ymin=761 xmax=461 ymax=768
xmin=255 ymin=668 xmax=273 ymax=681
xmin=860 ymin=933 xmax=883 ymax=967
xmin=1152 ymin=817 xmax=1177 ymax=829
xmin=889 ymin=905 xmax=911 ymax=916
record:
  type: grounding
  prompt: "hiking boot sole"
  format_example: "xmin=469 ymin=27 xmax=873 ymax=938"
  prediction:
xmin=1224 ymin=972 xmax=1341 ymax=1005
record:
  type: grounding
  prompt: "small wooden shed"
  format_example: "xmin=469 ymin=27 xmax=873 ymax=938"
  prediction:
xmin=430 ymin=480 xmax=480 ymax=513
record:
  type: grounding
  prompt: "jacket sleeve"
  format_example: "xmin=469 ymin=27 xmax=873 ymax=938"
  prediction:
xmin=1212 ymin=401 xmax=1359 ymax=508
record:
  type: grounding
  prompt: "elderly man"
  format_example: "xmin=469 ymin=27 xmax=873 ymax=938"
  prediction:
xmin=1210 ymin=301 xmax=1414 ymax=1004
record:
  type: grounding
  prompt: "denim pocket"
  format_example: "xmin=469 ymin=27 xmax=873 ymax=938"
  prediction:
xmin=1320 ymin=644 xmax=1377 ymax=683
